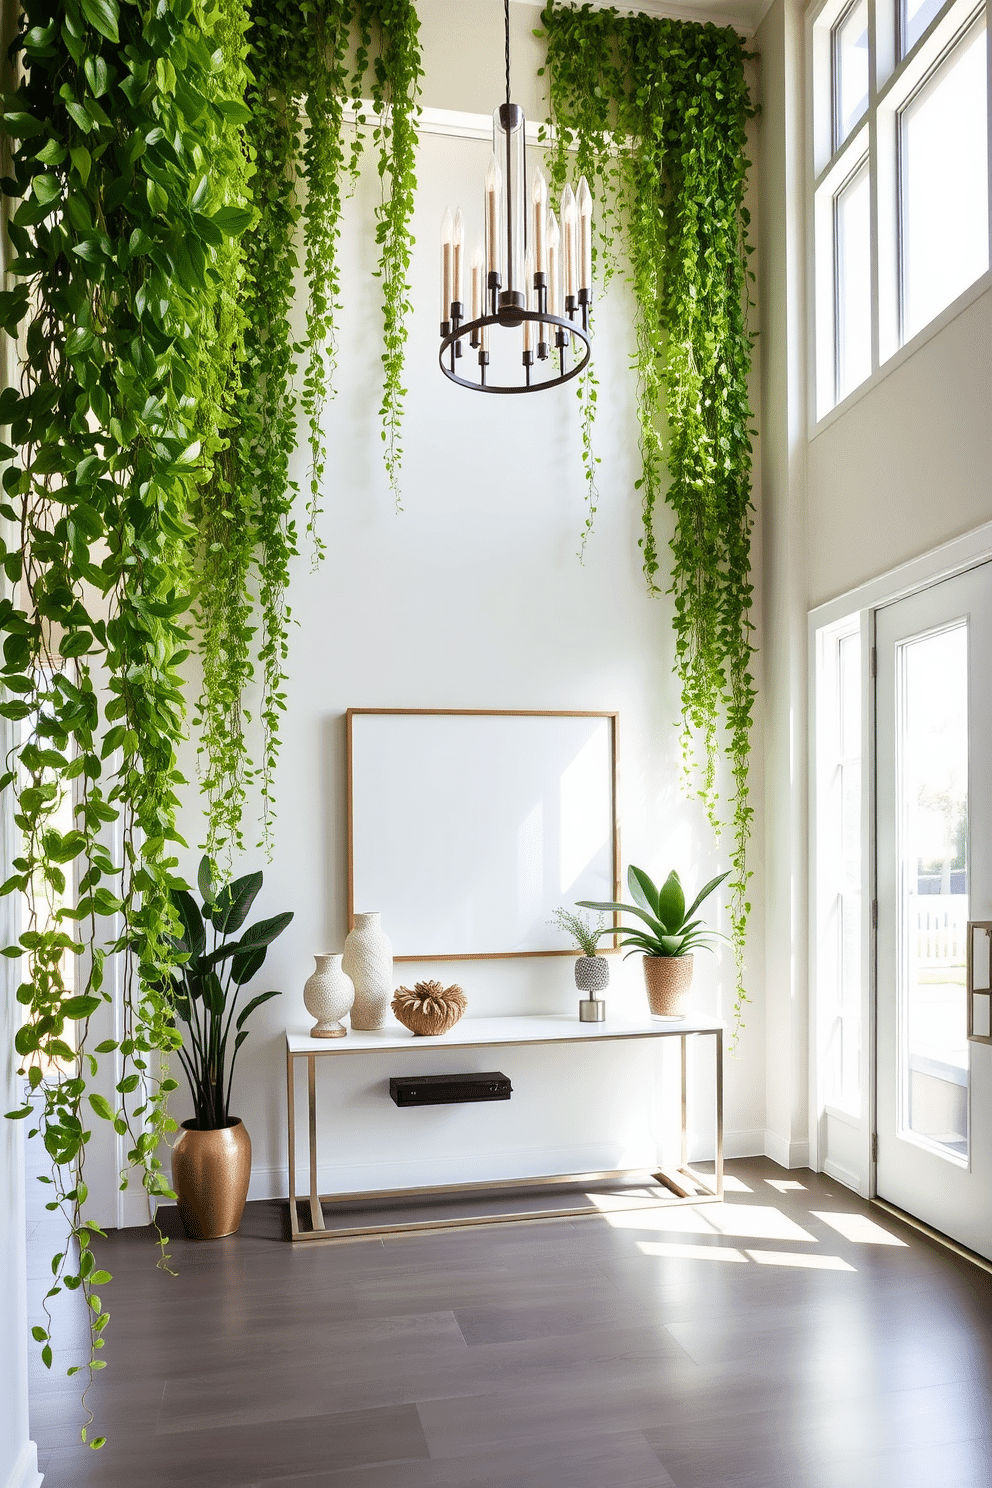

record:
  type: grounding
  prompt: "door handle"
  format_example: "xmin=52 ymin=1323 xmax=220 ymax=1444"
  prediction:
xmin=967 ymin=921 xmax=992 ymax=1043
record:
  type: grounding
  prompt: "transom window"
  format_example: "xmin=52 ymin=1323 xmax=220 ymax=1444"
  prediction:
xmin=812 ymin=0 xmax=991 ymax=418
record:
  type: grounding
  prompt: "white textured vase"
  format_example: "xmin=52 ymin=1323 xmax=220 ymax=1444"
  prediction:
xmin=342 ymin=912 xmax=393 ymax=1031
xmin=303 ymin=954 xmax=354 ymax=1039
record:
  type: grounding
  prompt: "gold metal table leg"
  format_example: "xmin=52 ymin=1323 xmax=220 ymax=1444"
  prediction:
xmin=307 ymin=1055 xmax=326 ymax=1233
xmin=287 ymin=1051 xmax=300 ymax=1239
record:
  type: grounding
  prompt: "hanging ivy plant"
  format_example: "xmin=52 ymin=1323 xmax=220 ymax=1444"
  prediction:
xmin=540 ymin=3 xmax=757 ymax=1041
xmin=195 ymin=0 xmax=422 ymax=851
xmin=0 ymin=0 xmax=253 ymax=1444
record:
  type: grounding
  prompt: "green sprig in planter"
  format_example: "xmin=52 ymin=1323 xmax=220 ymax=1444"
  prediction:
xmin=580 ymin=865 xmax=728 ymax=1019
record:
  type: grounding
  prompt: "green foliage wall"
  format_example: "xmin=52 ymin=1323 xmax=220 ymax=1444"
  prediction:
xmin=541 ymin=2 xmax=757 ymax=1036
xmin=0 ymin=0 xmax=421 ymax=1438
xmin=197 ymin=0 xmax=423 ymax=859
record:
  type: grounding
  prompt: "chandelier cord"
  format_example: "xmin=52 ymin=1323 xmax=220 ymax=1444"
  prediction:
xmin=504 ymin=0 xmax=511 ymax=108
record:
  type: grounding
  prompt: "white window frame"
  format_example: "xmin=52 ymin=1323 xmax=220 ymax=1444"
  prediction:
xmin=808 ymin=0 xmax=992 ymax=426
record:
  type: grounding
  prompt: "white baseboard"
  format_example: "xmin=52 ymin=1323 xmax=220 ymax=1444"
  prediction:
xmin=764 ymin=1131 xmax=811 ymax=1169
xmin=723 ymin=1128 xmax=765 ymax=1159
xmin=4 ymin=1442 xmax=41 ymax=1488
xmin=822 ymin=1156 xmax=863 ymax=1196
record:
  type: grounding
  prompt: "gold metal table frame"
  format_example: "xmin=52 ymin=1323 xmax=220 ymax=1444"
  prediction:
xmin=285 ymin=1016 xmax=724 ymax=1242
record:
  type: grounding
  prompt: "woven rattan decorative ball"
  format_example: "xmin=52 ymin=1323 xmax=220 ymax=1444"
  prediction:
xmin=391 ymin=980 xmax=467 ymax=1037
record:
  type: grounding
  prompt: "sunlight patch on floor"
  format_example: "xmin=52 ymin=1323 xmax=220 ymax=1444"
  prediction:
xmin=812 ymin=1211 xmax=909 ymax=1246
xmin=637 ymin=1240 xmax=748 ymax=1263
xmin=594 ymin=1201 xmax=816 ymax=1243
xmin=746 ymin=1248 xmax=856 ymax=1271
xmin=765 ymin=1178 xmax=808 ymax=1193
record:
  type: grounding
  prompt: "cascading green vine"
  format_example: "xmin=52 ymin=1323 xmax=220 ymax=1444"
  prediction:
xmin=541 ymin=3 xmax=757 ymax=1040
xmin=0 ymin=0 xmax=253 ymax=1442
xmin=195 ymin=0 xmax=422 ymax=851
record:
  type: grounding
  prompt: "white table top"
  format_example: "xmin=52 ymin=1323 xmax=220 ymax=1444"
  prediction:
xmin=286 ymin=1014 xmax=723 ymax=1056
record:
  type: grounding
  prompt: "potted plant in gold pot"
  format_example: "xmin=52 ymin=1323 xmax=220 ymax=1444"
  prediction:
xmin=578 ymin=865 xmax=727 ymax=1019
xmin=159 ymin=857 xmax=293 ymax=1239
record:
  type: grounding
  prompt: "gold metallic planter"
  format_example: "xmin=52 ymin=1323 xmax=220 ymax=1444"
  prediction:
xmin=171 ymin=1118 xmax=251 ymax=1239
xmin=642 ymin=954 xmax=694 ymax=1018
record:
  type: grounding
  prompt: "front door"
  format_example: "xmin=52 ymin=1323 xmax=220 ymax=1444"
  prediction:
xmin=875 ymin=562 xmax=992 ymax=1258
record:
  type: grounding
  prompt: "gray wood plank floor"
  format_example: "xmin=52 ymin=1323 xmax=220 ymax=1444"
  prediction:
xmin=25 ymin=1157 xmax=992 ymax=1487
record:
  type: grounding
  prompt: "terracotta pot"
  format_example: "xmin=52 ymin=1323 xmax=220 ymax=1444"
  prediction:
xmin=171 ymin=1118 xmax=251 ymax=1240
xmin=642 ymin=954 xmax=694 ymax=1018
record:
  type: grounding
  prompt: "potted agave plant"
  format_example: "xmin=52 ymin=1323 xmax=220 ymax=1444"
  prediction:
xmin=579 ymin=865 xmax=727 ymax=1019
xmin=160 ymin=857 xmax=293 ymax=1239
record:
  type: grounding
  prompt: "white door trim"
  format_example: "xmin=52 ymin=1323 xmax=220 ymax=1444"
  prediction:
xmin=808 ymin=521 xmax=992 ymax=1198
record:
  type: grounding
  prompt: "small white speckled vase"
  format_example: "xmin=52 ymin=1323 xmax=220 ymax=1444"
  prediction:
xmin=342 ymin=912 xmax=393 ymax=1031
xmin=303 ymin=954 xmax=354 ymax=1039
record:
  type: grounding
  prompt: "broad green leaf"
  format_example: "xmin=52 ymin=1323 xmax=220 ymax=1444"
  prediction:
xmin=230 ymin=946 xmax=265 ymax=985
xmin=234 ymin=988 xmax=279 ymax=1030
xmin=656 ymin=872 xmax=686 ymax=935
xmin=171 ymin=888 xmax=205 ymax=958
xmin=80 ymin=0 xmax=119 ymax=43
xmin=627 ymin=866 xmax=659 ymax=916
xmin=238 ymin=911 xmax=293 ymax=949
xmin=684 ymin=870 xmax=730 ymax=922
xmin=212 ymin=872 xmax=262 ymax=934
xmin=63 ymin=994 xmax=101 ymax=1019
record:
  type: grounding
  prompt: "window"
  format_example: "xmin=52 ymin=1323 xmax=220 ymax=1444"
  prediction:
xmin=834 ymin=0 xmax=870 ymax=146
xmin=834 ymin=160 xmax=873 ymax=400
xmin=902 ymin=0 xmax=946 ymax=53
xmin=815 ymin=617 xmax=864 ymax=1116
xmin=812 ymin=0 xmax=991 ymax=417
xmin=899 ymin=15 xmax=989 ymax=341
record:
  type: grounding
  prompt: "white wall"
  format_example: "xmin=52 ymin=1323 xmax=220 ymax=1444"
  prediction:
xmin=163 ymin=1 xmax=768 ymax=1203
xmin=807 ymin=286 xmax=992 ymax=608
xmin=756 ymin=0 xmax=811 ymax=1169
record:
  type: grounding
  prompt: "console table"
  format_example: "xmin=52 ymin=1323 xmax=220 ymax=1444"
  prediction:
xmin=285 ymin=1014 xmax=723 ymax=1242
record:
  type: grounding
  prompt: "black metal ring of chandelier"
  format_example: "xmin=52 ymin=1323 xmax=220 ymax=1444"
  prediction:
xmin=438 ymin=308 xmax=591 ymax=395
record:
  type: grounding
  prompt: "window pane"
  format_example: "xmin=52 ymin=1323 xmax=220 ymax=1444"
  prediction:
xmin=896 ymin=622 xmax=969 ymax=1160
xmin=835 ymin=162 xmax=873 ymax=400
xmin=902 ymin=0 xmax=945 ymax=56
xmin=833 ymin=0 xmax=870 ymax=146
xmin=901 ymin=18 xmax=989 ymax=342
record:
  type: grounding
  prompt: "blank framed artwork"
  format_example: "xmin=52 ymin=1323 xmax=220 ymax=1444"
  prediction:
xmin=346 ymin=710 xmax=620 ymax=960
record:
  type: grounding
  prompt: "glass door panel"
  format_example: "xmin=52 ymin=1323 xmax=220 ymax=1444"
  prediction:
xmin=895 ymin=622 xmax=969 ymax=1158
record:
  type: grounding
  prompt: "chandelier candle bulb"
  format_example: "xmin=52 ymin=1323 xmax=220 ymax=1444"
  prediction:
xmin=577 ymin=176 xmax=592 ymax=293
xmin=471 ymin=246 xmax=483 ymax=345
xmin=452 ymin=208 xmax=464 ymax=309
xmin=533 ymin=167 xmax=548 ymax=275
xmin=548 ymin=209 xmax=561 ymax=317
xmin=485 ymin=154 xmax=502 ymax=281
xmin=440 ymin=207 xmax=453 ymax=324
xmin=561 ymin=183 xmax=577 ymax=303
xmin=523 ymin=248 xmax=535 ymax=355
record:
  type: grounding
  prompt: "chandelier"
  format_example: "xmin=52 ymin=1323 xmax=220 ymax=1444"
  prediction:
xmin=438 ymin=0 xmax=593 ymax=394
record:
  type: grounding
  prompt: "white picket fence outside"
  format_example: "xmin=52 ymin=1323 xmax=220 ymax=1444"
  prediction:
xmin=910 ymin=893 xmax=968 ymax=966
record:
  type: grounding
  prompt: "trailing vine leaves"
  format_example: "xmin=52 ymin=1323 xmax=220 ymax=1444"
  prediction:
xmin=362 ymin=0 xmax=421 ymax=506
xmin=226 ymin=0 xmax=422 ymax=845
xmin=541 ymin=4 xmax=757 ymax=1041
xmin=0 ymin=0 xmax=253 ymax=1443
